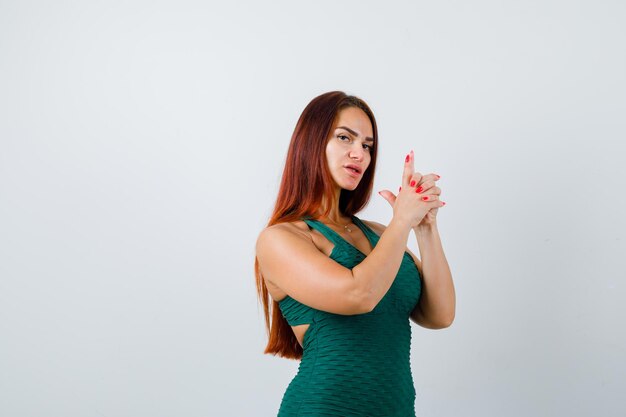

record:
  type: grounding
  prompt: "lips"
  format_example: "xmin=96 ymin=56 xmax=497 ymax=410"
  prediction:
xmin=344 ymin=166 xmax=361 ymax=177
xmin=344 ymin=164 xmax=362 ymax=174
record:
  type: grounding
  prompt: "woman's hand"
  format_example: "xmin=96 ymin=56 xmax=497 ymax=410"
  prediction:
xmin=411 ymin=169 xmax=443 ymax=229
xmin=378 ymin=150 xmax=445 ymax=229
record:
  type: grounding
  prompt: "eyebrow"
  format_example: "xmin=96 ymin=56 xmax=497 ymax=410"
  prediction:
xmin=336 ymin=126 xmax=374 ymax=142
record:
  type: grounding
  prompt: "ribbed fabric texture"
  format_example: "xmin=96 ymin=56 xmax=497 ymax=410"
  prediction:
xmin=277 ymin=215 xmax=422 ymax=417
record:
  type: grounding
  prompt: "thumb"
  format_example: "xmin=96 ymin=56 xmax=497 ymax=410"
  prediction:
xmin=378 ymin=190 xmax=397 ymax=206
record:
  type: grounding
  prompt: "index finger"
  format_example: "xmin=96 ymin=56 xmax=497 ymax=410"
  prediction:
xmin=402 ymin=150 xmax=414 ymax=187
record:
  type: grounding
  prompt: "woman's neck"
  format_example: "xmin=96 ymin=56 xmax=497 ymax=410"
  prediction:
xmin=317 ymin=207 xmax=351 ymax=225
xmin=317 ymin=189 xmax=349 ymax=224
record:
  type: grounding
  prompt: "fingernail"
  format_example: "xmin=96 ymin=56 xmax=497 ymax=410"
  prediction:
xmin=405 ymin=154 xmax=410 ymax=163
xmin=442 ymin=201 xmax=446 ymax=206
xmin=435 ymin=174 xmax=440 ymax=179
xmin=416 ymin=186 xmax=423 ymax=193
xmin=378 ymin=191 xmax=382 ymax=196
xmin=422 ymin=196 xmax=429 ymax=201
xmin=399 ymin=186 xmax=402 ymax=192
xmin=410 ymin=180 xmax=416 ymax=187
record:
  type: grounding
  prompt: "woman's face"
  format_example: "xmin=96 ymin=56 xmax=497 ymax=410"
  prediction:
xmin=325 ymin=106 xmax=374 ymax=191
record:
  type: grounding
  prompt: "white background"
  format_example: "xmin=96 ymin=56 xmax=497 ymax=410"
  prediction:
xmin=1 ymin=1 xmax=625 ymax=416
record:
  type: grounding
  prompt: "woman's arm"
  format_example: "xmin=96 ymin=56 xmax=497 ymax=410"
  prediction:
xmin=364 ymin=220 xmax=455 ymax=329
xmin=408 ymin=223 xmax=455 ymax=329
xmin=256 ymin=216 xmax=413 ymax=315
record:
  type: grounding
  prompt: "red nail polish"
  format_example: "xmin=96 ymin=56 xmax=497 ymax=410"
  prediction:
xmin=435 ymin=174 xmax=440 ymax=179
xmin=399 ymin=186 xmax=402 ymax=192
xmin=442 ymin=201 xmax=446 ymax=206
xmin=405 ymin=154 xmax=410 ymax=163
xmin=416 ymin=186 xmax=423 ymax=193
xmin=410 ymin=180 xmax=416 ymax=187
xmin=422 ymin=196 xmax=429 ymax=201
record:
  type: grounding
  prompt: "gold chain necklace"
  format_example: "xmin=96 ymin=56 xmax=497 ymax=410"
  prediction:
xmin=324 ymin=217 xmax=353 ymax=233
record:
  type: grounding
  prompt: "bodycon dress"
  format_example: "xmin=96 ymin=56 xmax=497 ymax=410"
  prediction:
xmin=277 ymin=215 xmax=422 ymax=417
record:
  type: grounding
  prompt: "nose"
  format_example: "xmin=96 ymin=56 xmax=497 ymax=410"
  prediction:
xmin=349 ymin=143 xmax=365 ymax=161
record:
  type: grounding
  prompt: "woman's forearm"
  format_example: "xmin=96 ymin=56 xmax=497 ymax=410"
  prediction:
xmin=412 ymin=223 xmax=456 ymax=327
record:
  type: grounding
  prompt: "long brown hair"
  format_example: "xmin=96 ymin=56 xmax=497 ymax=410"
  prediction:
xmin=254 ymin=91 xmax=379 ymax=359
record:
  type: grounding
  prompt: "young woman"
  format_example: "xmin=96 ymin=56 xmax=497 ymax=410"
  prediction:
xmin=255 ymin=91 xmax=455 ymax=416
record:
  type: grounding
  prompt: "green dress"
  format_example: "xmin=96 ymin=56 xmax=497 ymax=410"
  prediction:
xmin=277 ymin=215 xmax=422 ymax=417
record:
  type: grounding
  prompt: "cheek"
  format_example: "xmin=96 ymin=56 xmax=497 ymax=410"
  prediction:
xmin=324 ymin=146 xmax=333 ymax=164
xmin=365 ymin=153 xmax=373 ymax=166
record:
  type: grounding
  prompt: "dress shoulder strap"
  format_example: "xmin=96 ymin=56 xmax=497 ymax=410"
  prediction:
xmin=350 ymin=215 xmax=381 ymax=242
xmin=301 ymin=216 xmax=347 ymax=247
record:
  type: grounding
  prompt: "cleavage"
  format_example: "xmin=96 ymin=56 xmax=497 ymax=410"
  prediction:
xmin=312 ymin=225 xmax=373 ymax=256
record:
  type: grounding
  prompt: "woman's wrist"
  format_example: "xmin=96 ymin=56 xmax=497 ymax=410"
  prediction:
xmin=413 ymin=222 xmax=437 ymax=236
xmin=390 ymin=215 xmax=413 ymax=232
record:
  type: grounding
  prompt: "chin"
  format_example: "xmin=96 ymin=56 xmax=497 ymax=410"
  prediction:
xmin=341 ymin=182 xmax=360 ymax=191
xmin=333 ymin=172 xmax=362 ymax=191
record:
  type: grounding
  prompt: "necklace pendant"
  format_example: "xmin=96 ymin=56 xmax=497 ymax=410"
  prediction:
xmin=344 ymin=225 xmax=352 ymax=233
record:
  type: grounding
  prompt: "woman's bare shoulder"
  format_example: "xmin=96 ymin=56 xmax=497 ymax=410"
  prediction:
xmin=262 ymin=219 xmax=310 ymax=233
xmin=256 ymin=220 xmax=312 ymax=248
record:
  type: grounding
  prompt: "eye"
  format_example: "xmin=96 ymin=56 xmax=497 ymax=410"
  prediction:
xmin=338 ymin=133 xmax=373 ymax=152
